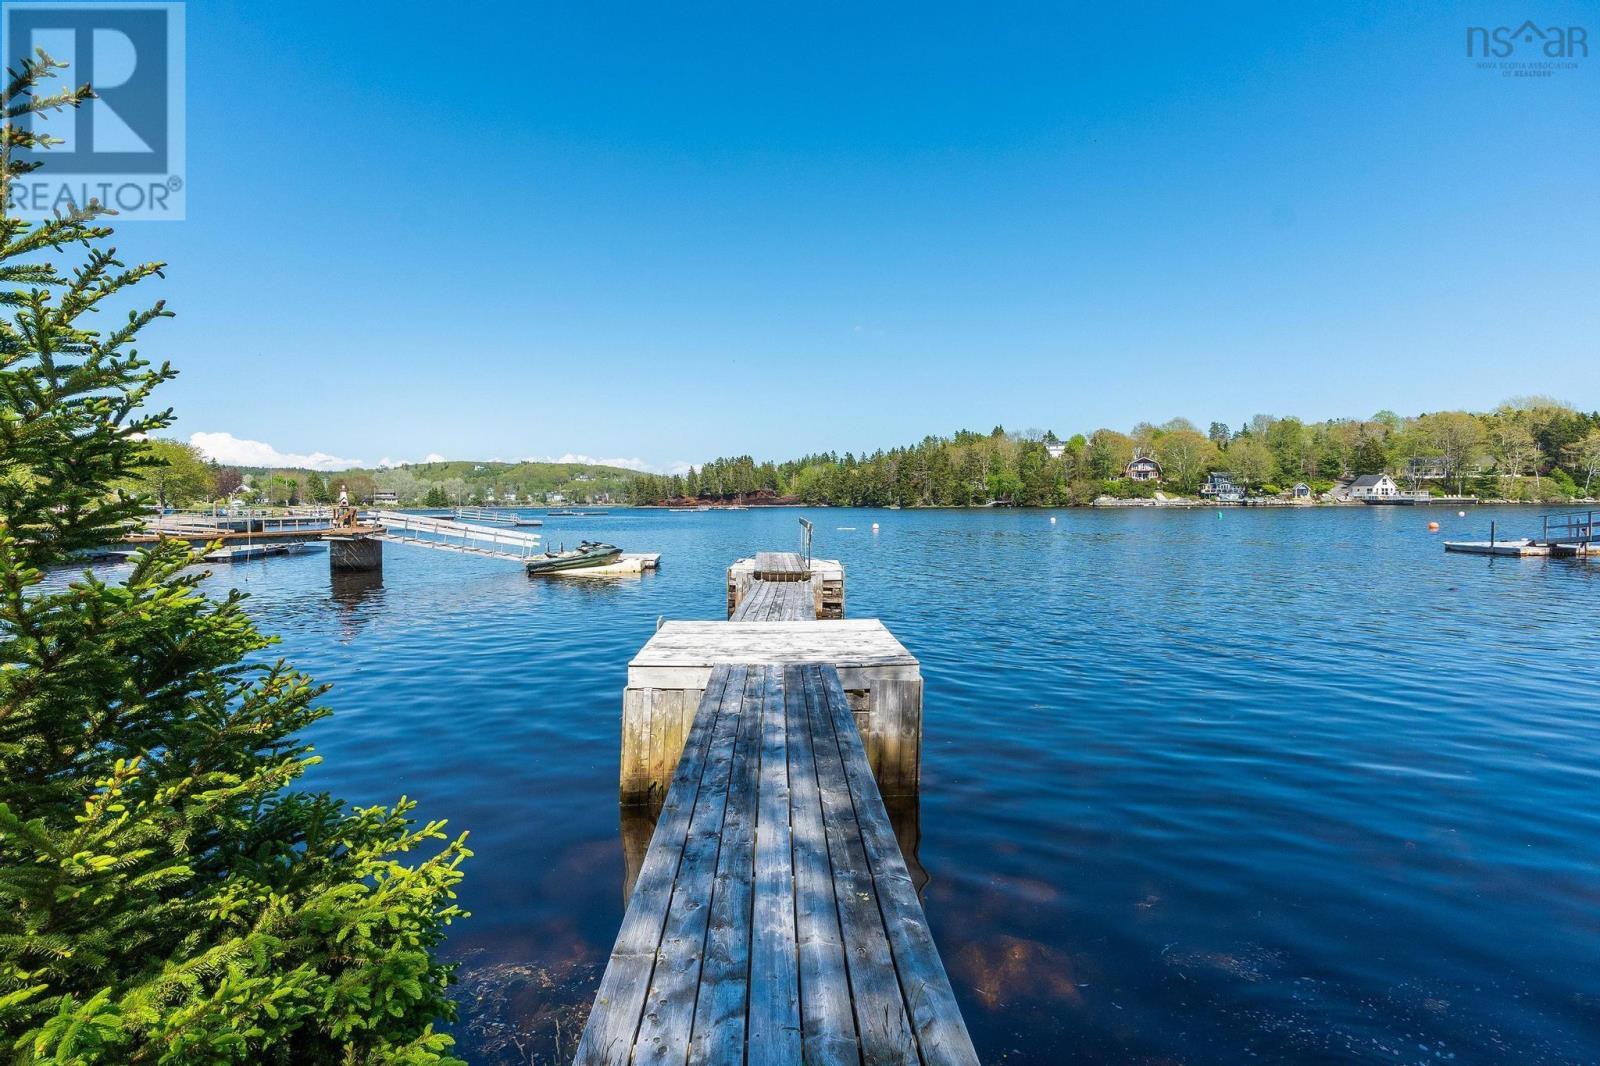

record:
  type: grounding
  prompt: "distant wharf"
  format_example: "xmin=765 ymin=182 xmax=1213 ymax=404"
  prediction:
xmin=122 ymin=508 xmax=659 ymax=574
xmin=578 ymin=534 xmax=977 ymax=1065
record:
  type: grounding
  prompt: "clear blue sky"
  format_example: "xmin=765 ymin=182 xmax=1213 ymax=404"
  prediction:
xmin=120 ymin=1 xmax=1598 ymax=472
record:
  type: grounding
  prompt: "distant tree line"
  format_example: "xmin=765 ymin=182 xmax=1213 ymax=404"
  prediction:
xmin=124 ymin=451 xmax=635 ymax=509
xmin=626 ymin=399 xmax=1600 ymax=507
xmin=133 ymin=399 xmax=1600 ymax=510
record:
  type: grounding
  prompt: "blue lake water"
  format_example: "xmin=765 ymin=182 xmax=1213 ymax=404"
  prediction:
xmin=176 ymin=506 xmax=1600 ymax=1064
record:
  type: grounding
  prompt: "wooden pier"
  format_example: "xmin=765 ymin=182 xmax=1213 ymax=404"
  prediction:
xmin=728 ymin=578 xmax=812 ymax=621
xmin=578 ymin=663 xmax=975 ymax=1065
xmin=622 ymin=621 xmax=922 ymax=807
xmin=727 ymin=555 xmax=845 ymax=620
xmin=581 ymin=548 xmax=975 ymax=1064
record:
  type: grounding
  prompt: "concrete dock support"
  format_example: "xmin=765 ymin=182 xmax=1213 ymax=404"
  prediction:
xmin=327 ymin=534 xmax=382 ymax=572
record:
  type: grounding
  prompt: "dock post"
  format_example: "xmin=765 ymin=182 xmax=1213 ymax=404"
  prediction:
xmin=1490 ymin=521 xmax=1496 ymax=549
xmin=327 ymin=533 xmax=382 ymax=572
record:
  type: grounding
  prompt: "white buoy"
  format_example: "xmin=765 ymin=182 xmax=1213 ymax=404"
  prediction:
xmin=1458 ymin=510 xmax=1466 ymax=517
xmin=1050 ymin=516 xmax=1057 ymax=524
xmin=871 ymin=522 xmax=880 ymax=532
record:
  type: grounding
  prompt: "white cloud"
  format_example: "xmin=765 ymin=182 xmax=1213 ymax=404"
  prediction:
xmin=378 ymin=453 xmax=451 ymax=467
xmin=190 ymin=432 xmax=365 ymax=471
xmin=525 ymin=452 xmax=660 ymax=473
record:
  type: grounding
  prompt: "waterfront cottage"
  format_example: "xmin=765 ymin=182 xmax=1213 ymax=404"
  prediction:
xmin=1292 ymin=482 xmax=1311 ymax=499
xmin=1348 ymin=473 xmax=1399 ymax=500
xmin=1201 ymin=471 xmax=1241 ymax=501
xmin=1124 ymin=454 xmax=1163 ymax=482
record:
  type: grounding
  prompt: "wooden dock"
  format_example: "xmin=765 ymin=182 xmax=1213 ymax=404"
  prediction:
xmin=125 ymin=525 xmax=335 ymax=547
xmin=577 ymin=663 xmax=976 ymax=1065
xmin=582 ymin=547 xmax=975 ymax=1064
xmin=622 ymin=621 xmax=922 ymax=807
xmin=728 ymin=579 xmax=812 ymax=621
xmin=727 ymin=556 xmax=844 ymax=620
xmin=751 ymin=550 xmax=809 ymax=581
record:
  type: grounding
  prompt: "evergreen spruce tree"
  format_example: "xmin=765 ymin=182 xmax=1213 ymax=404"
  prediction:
xmin=0 ymin=54 xmax=469 ymax=1064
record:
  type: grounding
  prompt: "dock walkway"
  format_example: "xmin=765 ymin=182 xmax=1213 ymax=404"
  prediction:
xmin=727 ymin=579 xmax=812 ymax=621
xmin=580 ymin=546 xmax=976 ymax=1064
xmin=367 ymin=509 xmax=543 ymax=562
xmin=576 ymin=662 xmax=977 ymax=1066
xmin=752 ymin=551 xmax=809 ymax=581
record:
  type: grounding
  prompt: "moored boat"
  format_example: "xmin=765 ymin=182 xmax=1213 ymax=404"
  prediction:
xmin=526 ymin=540 xmax=623 ymax=575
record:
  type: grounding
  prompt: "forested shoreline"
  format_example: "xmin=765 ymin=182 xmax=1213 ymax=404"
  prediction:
xmin=625 ymin=401 xmax=1600 ymax=508
xmin=135 ymin=399 xmax=1600 ymax=510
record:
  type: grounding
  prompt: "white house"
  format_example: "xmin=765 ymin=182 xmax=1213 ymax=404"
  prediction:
xmin=1292 ymin=482 xmax=1311 ymax=499
xmin=1348 ymin=473 xmax=1399 ymax=500
xmin=1045 ymin=441 xmax=1067 ymax=459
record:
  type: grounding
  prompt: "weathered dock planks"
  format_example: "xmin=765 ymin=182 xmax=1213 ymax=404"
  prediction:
xmin=575 ymin=663 xmax=977 ymax=1066
xmin=752 ymin=550 xmax=808 ymax=580
xmin=727 ymin=579 xmax=812 ymax=622
xmin=620 ymin=622 xmax=923 ymax=807
xmin=727 ymin=556 xmax=845 ymax=620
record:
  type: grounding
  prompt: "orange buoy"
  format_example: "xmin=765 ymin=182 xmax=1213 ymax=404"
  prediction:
xmin=1427 ymin=521 xmax=1440 ymax=532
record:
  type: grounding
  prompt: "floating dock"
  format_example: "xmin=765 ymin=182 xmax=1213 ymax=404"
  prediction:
xmin=202 ymin=542 xmax=324 ymax=563
xmin=1445 ymin=510 xmax=1597 ymax=558
xmin=547 ymin=552 xmax=662 ymax=577
xmin=579 ymin=548 xmax=976 ymax=1065
xmin=1445 ymin=539 xmax=1597 ymax=558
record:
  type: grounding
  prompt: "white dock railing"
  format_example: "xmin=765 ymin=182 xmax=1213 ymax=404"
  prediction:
xmin=453 ymin=506 xmax=519 ymax=525
xmin=368 ymin=510 xmax=543 ymax=562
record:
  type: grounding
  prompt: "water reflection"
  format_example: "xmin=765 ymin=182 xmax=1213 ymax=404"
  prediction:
xmin=328 ymin=569 xmax=384 ymax=641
